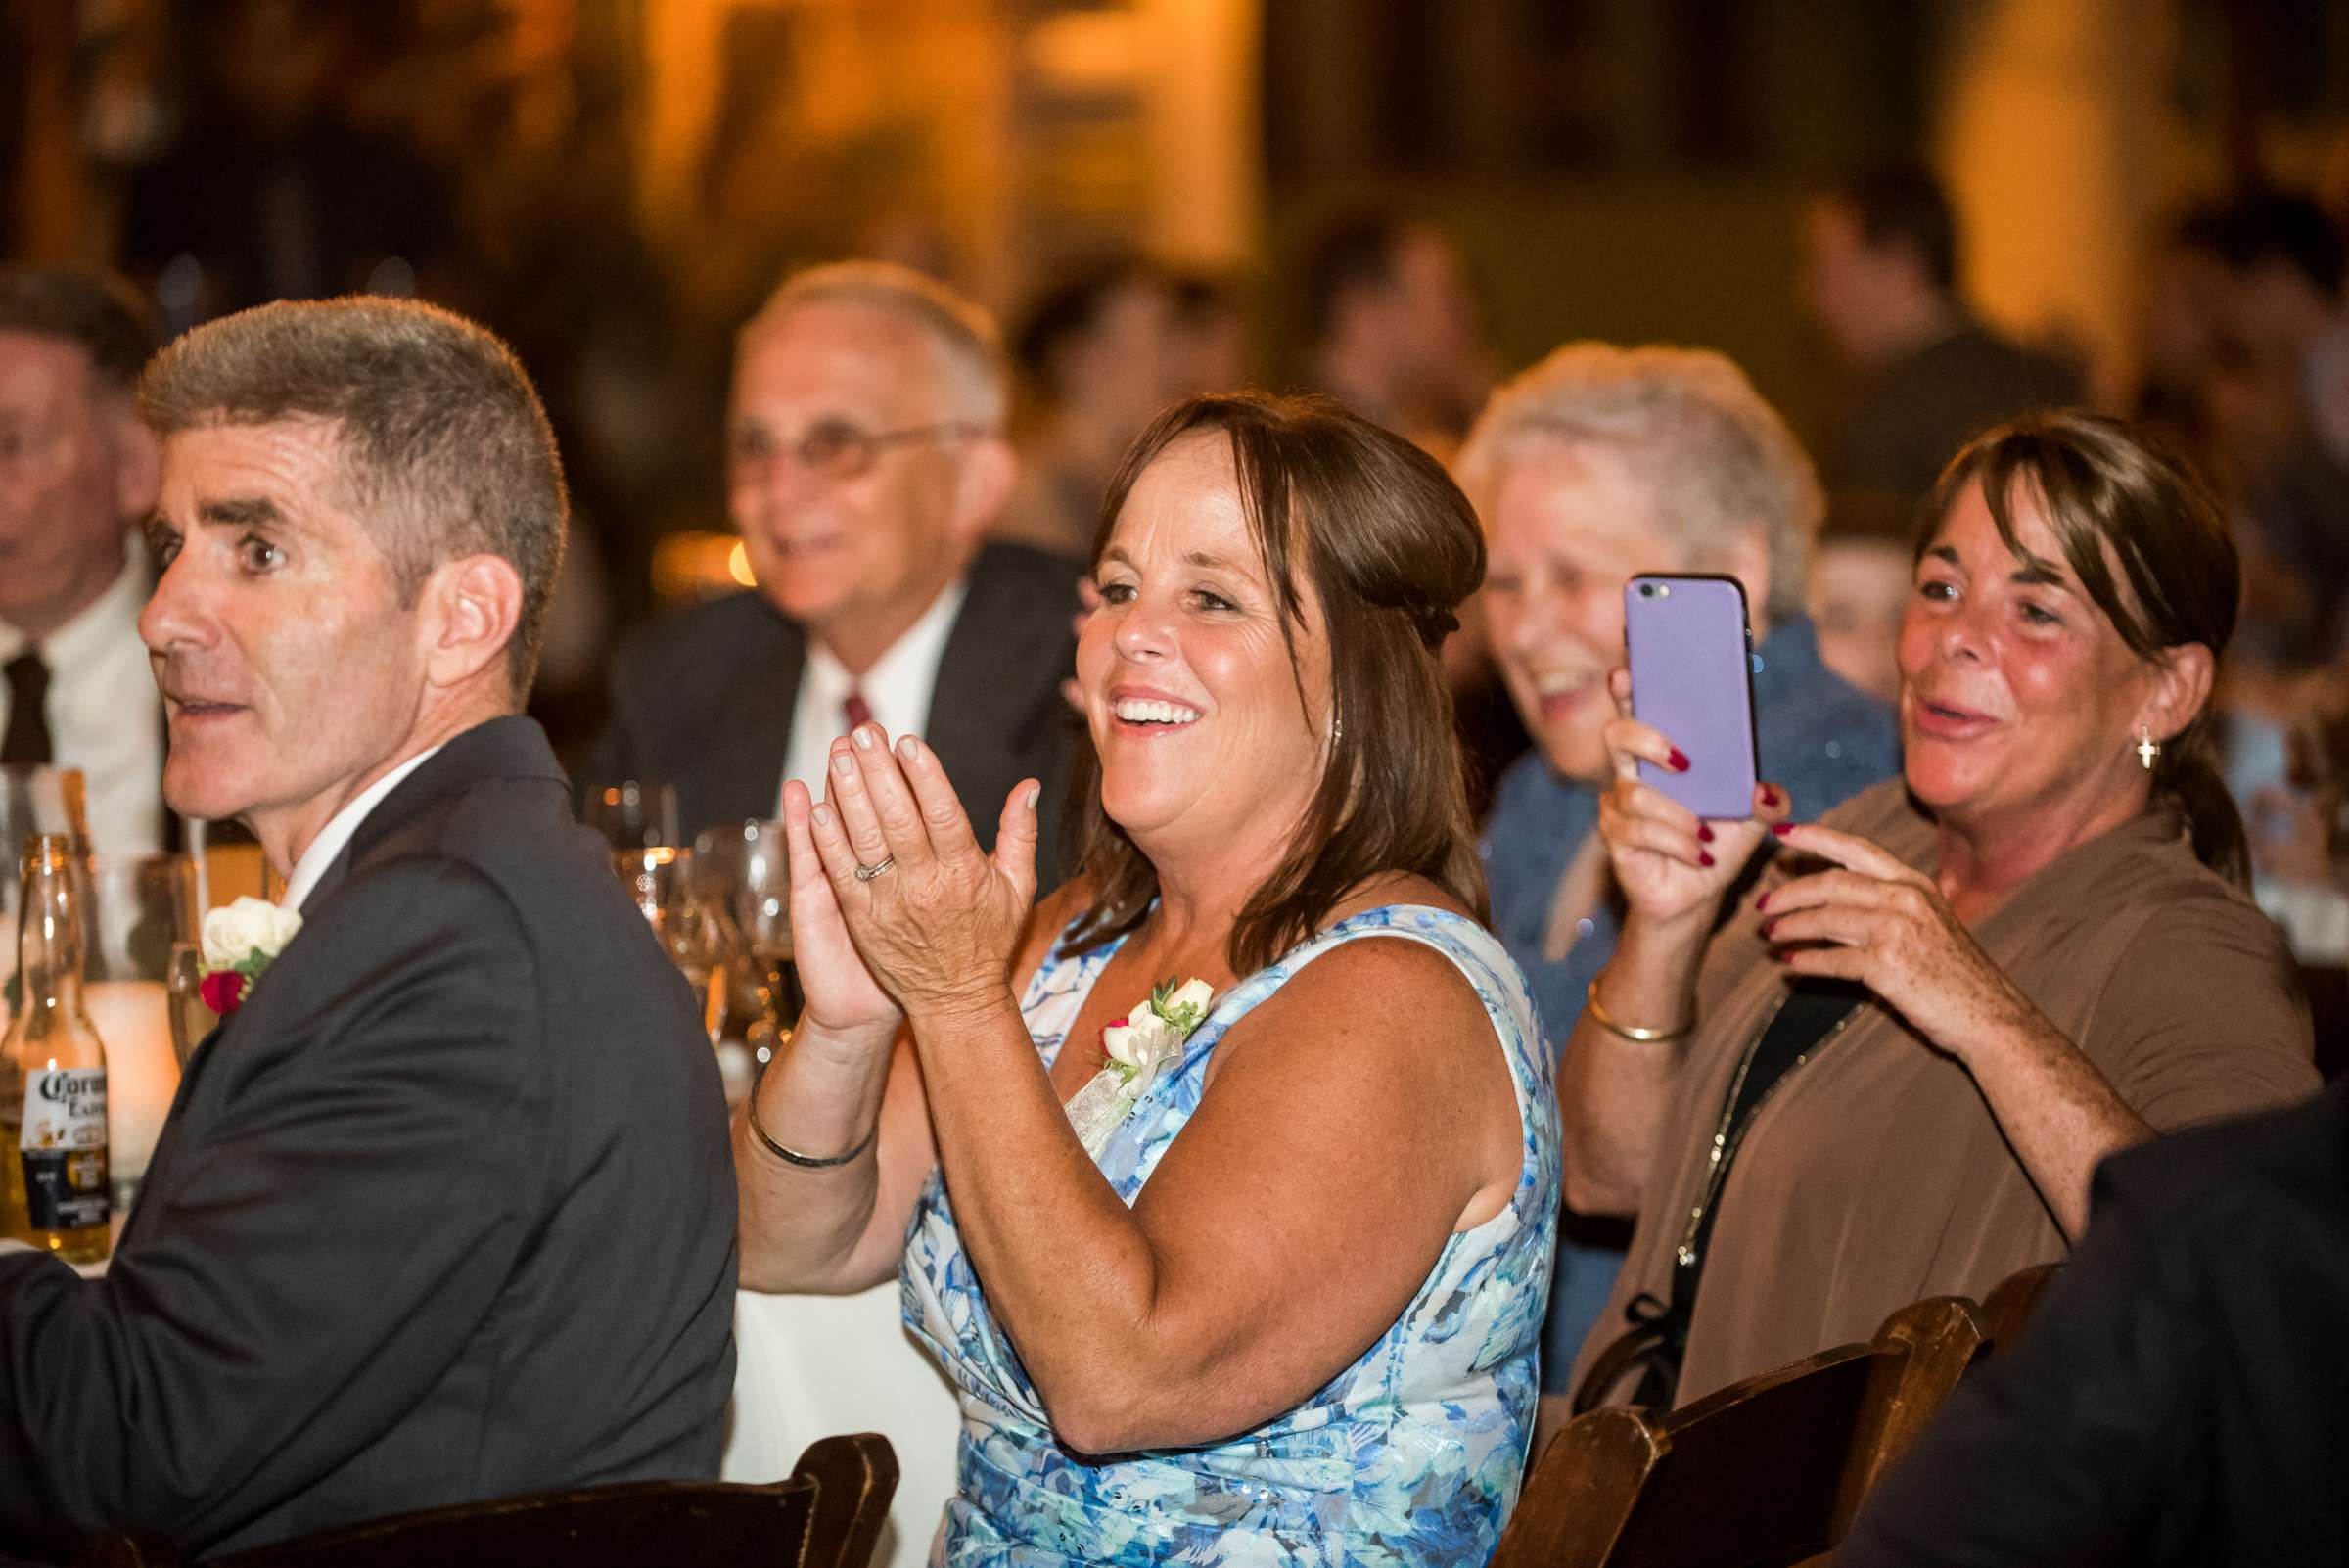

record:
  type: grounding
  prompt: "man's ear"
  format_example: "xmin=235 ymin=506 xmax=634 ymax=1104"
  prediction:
xmin=109 ymin=402 xmax=161 ymax=523
xmin=2139 ymin=642 xmax=2216 ymax=747
xmin=945 ymin=436 xmax=1018 ymax=546
xmin=420 ymin=553 xmax=526 ymax=695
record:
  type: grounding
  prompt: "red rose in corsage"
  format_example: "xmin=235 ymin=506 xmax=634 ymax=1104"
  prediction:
xmin=198 ymin=896 xmax=304 ymax=1017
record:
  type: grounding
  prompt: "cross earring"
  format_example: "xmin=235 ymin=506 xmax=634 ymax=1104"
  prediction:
xmin=2136 ymin=726 xmax=2160 ymax=770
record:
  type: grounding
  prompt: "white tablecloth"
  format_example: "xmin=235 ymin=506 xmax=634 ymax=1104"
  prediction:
xmin=724 ymin=1280 xmax=962 ymax=1568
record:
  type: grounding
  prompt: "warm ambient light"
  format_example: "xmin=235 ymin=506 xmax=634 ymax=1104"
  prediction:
xmin=728 ymin=540 xmax=756 ymax=586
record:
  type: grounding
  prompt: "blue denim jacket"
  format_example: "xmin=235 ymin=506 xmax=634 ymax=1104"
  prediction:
xmin=1477 ymin=614 xmax=1900 ymax=1393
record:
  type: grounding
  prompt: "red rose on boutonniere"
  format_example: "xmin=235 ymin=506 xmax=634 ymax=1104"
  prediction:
xmin=198 ymin=896 xmax=304 ymax=1017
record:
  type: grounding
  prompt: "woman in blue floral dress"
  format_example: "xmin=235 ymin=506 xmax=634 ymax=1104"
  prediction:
xmin=733 ymin=392 xmax=1562 ymax=1567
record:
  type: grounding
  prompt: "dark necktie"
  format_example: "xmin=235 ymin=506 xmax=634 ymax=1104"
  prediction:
xmin=843 ymin=689 xmax=873 ymax=734
xmin=2 ymin=649 xmax=53 ymax=765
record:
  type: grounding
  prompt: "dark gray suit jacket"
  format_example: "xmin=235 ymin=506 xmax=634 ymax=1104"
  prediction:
xmin=0 ymin=716 xmax=738 ymax=1561
xmin=590 ymin=542 xmax=1085 ymax=884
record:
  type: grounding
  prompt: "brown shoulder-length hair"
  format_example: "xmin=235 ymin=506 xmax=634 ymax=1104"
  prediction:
xmin=1060 ymin=392 xmax=1488 ymax=973
xmin=1923 ymin=411 xmax=2248 ymax=884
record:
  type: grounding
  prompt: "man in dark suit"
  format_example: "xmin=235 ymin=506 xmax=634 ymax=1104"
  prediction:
xmin=0 ymin=265 xmax=165 ymax=851
xmin=0 ymin=297 xmax=737 ymax=1561
xmin=1840 ymin=1078 xmax=2349 ymax=1567
xmin=1798 ymin=165 xmax=2084 ymax=507
xmin=592 ymin=261 xmax=1082 ymax=879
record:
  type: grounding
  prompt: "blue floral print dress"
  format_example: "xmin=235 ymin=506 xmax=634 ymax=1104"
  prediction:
xmin=900 ymin=903 xmax=1561 ymax=1567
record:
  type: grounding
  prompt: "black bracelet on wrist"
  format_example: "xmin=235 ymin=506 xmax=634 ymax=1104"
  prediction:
xmin=747 ymin=1092 xmax=878 ymax=1170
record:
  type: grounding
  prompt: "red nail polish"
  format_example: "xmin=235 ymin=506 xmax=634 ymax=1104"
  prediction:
xmin=1697 ymin=823 xmax=1715 ymax=843
xmin=1668 ymin=748 xmax=1691 ymax=772
xmin=1772 ymin=822 xmax=1796 ymax=838
xmin=1699 ymin=850 xmax=1715 ymax=868
xmin=1755 ymin=892 xmax=1770 ymax=912
xmin=1762 ymin=918 xmax=1776 ymax=939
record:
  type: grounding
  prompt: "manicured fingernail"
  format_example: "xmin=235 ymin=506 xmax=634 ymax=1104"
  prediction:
xmin=812 ymin=805 xmax=832 ymax=828
xmin=1026 ymin=784 xmax=1041 ymax=810
xmin=833 ymin=752 xmax=853 ymax=776
xmin=1763 ymin=785 xmax=1783 ymax=806
xmin=1762 ymin=919 xmax=1776 ymax=939
xmin=1771 ymin=822 xmax=1795 ymax=838
xmin=898 ymin=735 xmax=919 ymax=761
xmin=1755 ymin=892 xmax=1770 ymax=912
xmin=1699 ymin=850 xmax=1715 ymax=867
xmin=1668 ymin=749 xmax=1691 ymax=772
xmin=1697 ymin=823 xmax=1715 ymax=843
xmin=852 ymin=726 xmax=874 ymax=750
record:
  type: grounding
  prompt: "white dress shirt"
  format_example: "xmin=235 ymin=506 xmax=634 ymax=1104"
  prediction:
xmin=776 ymin=577 xmax=970 ymax=815
xmin=280 ymin=744 xmax=446 ymax=913
xmin=1 ymin=556 xmax=164 ymax=853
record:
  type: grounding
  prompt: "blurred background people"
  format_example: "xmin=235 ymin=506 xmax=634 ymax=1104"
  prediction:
xmin=1807 ymin=490 xmax=1919 ymax=706
xmin=1565 ymin=414 xmax=2317 ymax=1417
xmin=997 ymin=256 xmax=1181 ymax=557
xmin=591 ymin=261 xmax=1082 ymax=871
xmin=0 ymin=263 xmax=164 ymax=852
xmin=1456 ymin=342 xmax=1898 ymax=1442
xmin=1799 ymin=165 xmax=2084 ymax=509
xmin=1301 ymin=211 xmax=1495 ymax=458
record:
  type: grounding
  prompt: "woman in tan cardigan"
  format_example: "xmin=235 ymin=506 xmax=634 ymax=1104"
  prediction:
xmin=1560 ymin=413 xmax=2320 ymax=1418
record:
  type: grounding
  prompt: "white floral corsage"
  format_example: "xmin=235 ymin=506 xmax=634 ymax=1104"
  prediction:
xmin=1065 ymin=976 xmax=1215 ymax=1155
xmin=198 ymin=896 xmax=304 ymax=1015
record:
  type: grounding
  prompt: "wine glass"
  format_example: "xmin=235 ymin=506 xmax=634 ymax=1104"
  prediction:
xmin=692 ymin=819 xmax=802 ymax=1069
xmin=585 ymin=780 xmax=678 ymax=850
xmin=610 ymin=848 xmax=734 ymax=1054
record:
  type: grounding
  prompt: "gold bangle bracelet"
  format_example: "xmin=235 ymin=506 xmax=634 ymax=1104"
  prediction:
xmin=1585 ymin=978 xmax=1690 ymax=1043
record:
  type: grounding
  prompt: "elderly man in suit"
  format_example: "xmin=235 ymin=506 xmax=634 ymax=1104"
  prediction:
xmin=0 ymin=297 xmax=737 ymax=1561
xmin=592 ymin=261 xmax=1082 ymax=876
xmin=0 ymin=265 xmax=166 ymax=851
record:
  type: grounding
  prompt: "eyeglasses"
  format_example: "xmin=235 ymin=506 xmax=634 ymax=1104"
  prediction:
xmin=726 ymin=418 xmax=985 ymax=483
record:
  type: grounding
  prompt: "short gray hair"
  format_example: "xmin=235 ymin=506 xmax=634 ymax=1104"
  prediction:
xmin=1455 ymin=343 xmax=1821 ymax=624
xmin=140 ymin=297 xmax=568 ymax=700
xmin=747 ymin=260 xmax=1008 ymax=430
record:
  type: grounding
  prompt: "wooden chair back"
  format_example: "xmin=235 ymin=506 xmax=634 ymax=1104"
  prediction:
xmin=1495 ymin=1297 xmax=1986 ymax=1568
xmin=75 ymin=1434 xmax=897 ymax=1568
xmin=1976 ymin=1263 xmax=2060 ymax=1360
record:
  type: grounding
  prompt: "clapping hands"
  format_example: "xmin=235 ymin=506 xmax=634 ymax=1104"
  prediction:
xmin=785 ymin=723 xmax=1042 ymax=1027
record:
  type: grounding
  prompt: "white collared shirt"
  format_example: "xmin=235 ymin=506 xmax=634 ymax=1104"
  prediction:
xmin=0 ymin=553 xmax=165 ymax=853
xmin=777 ymin=577 xmax=970 ymax=815
xmin=280 ymin=743 xmax=447 ymax=912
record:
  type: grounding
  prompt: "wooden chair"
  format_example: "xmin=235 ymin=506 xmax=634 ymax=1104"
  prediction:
xmin=74 ymin=1434 xmax=897 ymax=1568
xmin=1494 ymin=1296 xmax=1987 ymax=1568
xmin=1975 ymin=1263 xmax=2060 ymax=1360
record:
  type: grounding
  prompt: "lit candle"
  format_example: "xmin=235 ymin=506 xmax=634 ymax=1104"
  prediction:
xmin=80 ymin=980 xmax=179 ymax=1186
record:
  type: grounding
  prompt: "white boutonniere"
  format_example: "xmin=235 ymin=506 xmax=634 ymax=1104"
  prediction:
xmin=197 ymin=896 xmax=304 ymax=1015
xmin=1066 ymin=976 xmax=1215 ymax=1155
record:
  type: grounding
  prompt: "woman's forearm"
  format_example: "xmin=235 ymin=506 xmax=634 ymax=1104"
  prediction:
xmin=1960 ymin=1010 xmax=2153 ymax=1240
xmin=901 ymin=988 xmax=1178 ymax=1446
xmin=733 ymin=1018 xmax=902 ymax=1291
xmin=1558 ymin=912 xmax=1711 ymax=1215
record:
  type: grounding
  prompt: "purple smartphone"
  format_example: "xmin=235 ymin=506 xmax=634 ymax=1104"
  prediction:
xmin=1624 ymin=574 xmax=1760 ymax=819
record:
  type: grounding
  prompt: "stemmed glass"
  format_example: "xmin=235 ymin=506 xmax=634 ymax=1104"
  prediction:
xmin=692 ymin=819 xmax=801 ymax=1069
xmin=611 ymin=848 xmax=734 ymax=1054
xmin=80 ymin=854 xmax=199 ymax=1210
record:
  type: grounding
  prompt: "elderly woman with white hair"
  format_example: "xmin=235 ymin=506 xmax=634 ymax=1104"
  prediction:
xmin=1454 ymin=345 xmax=1899 ymax=1437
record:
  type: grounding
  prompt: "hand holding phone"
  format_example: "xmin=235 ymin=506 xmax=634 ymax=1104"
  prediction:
xmin=1623 ymin=575 xmax=1760 ymax=819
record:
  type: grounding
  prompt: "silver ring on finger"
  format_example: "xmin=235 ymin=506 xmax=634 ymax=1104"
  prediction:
xmin=852 ymin=854 xmax=896 ymax=883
